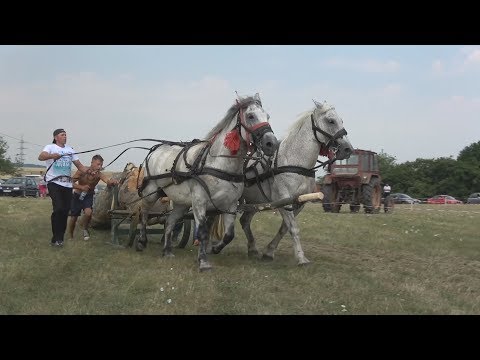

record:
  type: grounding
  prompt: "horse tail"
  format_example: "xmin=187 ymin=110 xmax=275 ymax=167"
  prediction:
xmin=209 ymin=214 xmax=224 ymax=241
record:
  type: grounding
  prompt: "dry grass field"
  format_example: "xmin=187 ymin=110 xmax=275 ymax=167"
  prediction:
xmin=0 ymin=196 xmax=479 ymax=315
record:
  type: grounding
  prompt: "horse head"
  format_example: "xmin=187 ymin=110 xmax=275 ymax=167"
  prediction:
xmin=311 ymin=100 xmax=353 ymax=160
xmin=219 ymin=93 xmax=278 ymax=157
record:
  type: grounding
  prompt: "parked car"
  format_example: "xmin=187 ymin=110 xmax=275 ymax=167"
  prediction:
xmin=426 ymin=195 xmax=463 ymax=204
xmin=390 ymin=193 xmax=421 ymax=204
xmin=0 ymin=177 xmax=39 ymax=197
xmin=466 ymin=193 xmax=480 ymax=204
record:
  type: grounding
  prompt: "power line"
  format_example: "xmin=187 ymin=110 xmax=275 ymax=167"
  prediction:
xmin=0 ymin=131 xmax=43 ymax=148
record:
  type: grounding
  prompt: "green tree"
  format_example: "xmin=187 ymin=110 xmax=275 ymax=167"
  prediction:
xmin=457 ymin=140 xmax=480 ymax=165
xmin=0 ymin=136 xmax=16 ymax=175
xmin=377 ymin=151 xmax=397 ymax=184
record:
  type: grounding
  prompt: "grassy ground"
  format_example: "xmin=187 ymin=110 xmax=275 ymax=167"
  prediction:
xmin=0 ymin=196 xmax=479 ymax=314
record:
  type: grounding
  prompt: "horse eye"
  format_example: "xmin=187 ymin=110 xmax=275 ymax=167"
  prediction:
xmin=248 ymin=114 xmax=255 ymax=120
xmin=267 ymin=114 xmax=270 ymax=120
xmin=328 ymin=119 xmax=335 ymax=124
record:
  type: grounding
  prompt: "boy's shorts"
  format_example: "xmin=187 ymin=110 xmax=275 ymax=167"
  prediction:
xmin=70 ymin=192 xmax=94 ymax=216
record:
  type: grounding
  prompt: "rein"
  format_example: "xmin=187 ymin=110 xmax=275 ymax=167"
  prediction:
xmin=42 ymin=138 xmax=176 ymax=182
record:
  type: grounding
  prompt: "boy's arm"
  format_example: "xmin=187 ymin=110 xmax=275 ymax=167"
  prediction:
xmin=100 ymin=172 xmax=118 ymax=187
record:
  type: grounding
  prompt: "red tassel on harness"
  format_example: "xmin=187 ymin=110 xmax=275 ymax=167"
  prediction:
xmin=224 ymin=129 xmax=241 ymax=155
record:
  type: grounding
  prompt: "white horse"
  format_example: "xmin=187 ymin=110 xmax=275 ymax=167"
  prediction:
xmin=211 ymin=100 xmax=354 ymax=265
xmin=137 ymin=93 xmax=279 ymax=271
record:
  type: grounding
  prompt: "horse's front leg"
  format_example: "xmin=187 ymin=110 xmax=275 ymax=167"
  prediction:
xmin=196 ymin=212 xmax=213 ymax=271
xmin=211 ymin=213 xmax=237 ymax=255
xmin=263 ymin=206 xmax=309 ymax=265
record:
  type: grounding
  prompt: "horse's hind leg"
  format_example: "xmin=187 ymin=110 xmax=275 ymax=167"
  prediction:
xmin=127 ymin=210 xmax=140 ymax=248
xmin=262 ymin=220 xmax=289 ymax=261
xmin=136 ymin=206 xmax=150 ymax=251
xmin=211 ymin=213 xmax=237 ymax=255
xmin=237 ymin=211 xmax=259 ymax=258
xmin=162 ymin=205 xmax=189 ymax=257
xmin=136 ymin=188 xmax=160 ymax=252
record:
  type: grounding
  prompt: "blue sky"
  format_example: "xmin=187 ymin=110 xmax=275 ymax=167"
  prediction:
xmin=1 ymin=45 xmax=479 ymax=174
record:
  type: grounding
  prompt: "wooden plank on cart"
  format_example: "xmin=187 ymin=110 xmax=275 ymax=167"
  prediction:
xmin=239 ymin=191 xmax=324 ymax=212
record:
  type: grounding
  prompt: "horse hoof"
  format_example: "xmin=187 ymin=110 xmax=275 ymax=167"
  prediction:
xmin=248 ymin=249 xmax=259 ymax=258
xmin=199 ymin=261 xmax=213 ymax=272
xmin=261 ymin=253 xmax=274 ymax=262
xmin=135 ymin=242 xmax=144 ymax=252
xmin=211 ymin=246 xmax=221 ymax=255
xmin=297 ymin=259 xmax=311 ymax=266
xmin=163 ymin=252 xmax=175 ymax=258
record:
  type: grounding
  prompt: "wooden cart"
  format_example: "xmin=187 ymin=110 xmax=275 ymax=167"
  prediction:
xmin=107 ymin=184 xmax=192 ymax=248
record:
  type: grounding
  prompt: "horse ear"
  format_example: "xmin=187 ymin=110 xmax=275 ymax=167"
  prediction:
xmin=313 ymin=99 xmax=323 ymax=109
xmin=254 ymin=93 xmax=261 ymax=102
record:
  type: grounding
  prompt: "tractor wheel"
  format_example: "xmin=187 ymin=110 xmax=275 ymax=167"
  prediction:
xmin=332 ymin=202 xmax=341 ymax=213
xmin=175 ymin=219 xmax=192 ymax=248
xmin=322 ymin=184 xmax=333 ymax=212
xmin=362 ymin=177 xmax=382 ymax=214
xmin=350 ymin=204 xmax=361 ymax=213
xmin=164 ymin=220 xmax=193 ymax=248
xmin=323 ymin=184 xmax=340 ymax=212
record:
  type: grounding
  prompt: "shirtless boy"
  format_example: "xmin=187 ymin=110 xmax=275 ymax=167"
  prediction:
xmin=68 ymin=154 xmax=118 ymax=241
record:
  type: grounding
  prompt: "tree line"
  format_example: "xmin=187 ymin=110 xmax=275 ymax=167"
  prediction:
xmin=377 ymin=141 xmax=480 ymax=201
xmin=0 ymin=136 xmax=17 ymax=175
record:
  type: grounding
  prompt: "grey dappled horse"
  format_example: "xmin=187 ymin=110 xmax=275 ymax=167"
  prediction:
xmin=137 ymin=94 xmax=279 ymax=271
xmin=211 ymin=100 xmax=353 ymax=265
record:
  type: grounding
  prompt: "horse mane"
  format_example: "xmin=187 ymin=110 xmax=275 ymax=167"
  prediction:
xmin=284 ymin=102 xmax=335 ymax=138
xmin=204 ymin=95 xmax=261 ymax=140
xmin=285 ymin=108 xmax=314 ymax=137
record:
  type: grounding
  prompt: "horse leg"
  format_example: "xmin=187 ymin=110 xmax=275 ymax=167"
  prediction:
xmin=196 ymin=216 xmax=213 ymax=271
xmin=136 ymin=188 xmax=160 ymax=252
xmin=127 ymin=210 xmax=140 ymax=248
xmin=211 ymin=213 xmax=237 ymax=255
xmin=204 ymin=215 xmax=216 ymax=253
xmin=263 ymin=206 xmax=310 ymax=265
xmin=238 ymin=210 xmax=260 ymax=258
xmin=191 ymin=201 xmax=222 ymax=271
xmin=261 ymin=220 xmax=289 ymax=261
xmin=136 ymin=206 xmax=149 ymax=251
xmin=162 ymin=205 xmax=188 ymax=257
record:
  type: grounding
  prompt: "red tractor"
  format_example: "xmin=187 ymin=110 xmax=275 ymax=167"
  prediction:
xmin=322 ymin=149 xmax=393 ymax=213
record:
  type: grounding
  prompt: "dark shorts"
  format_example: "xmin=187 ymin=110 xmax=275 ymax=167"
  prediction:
xmin=70 ymin=192 xmax=94 ymax=216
